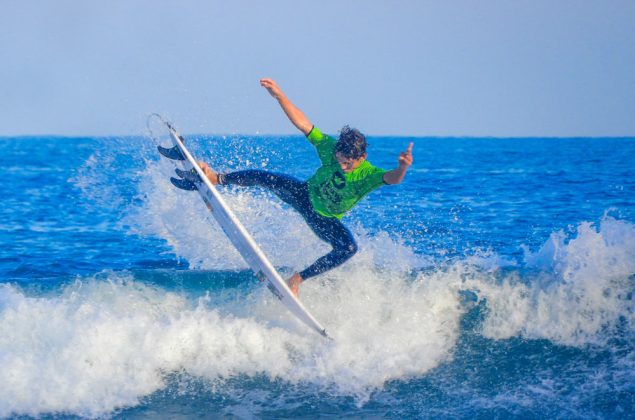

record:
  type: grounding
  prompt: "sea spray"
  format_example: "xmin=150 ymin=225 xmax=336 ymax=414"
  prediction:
xmin=0 ymin=266 xmax=465 ymax=417
xmin=472 ymin=216 xmax=635 ymax=346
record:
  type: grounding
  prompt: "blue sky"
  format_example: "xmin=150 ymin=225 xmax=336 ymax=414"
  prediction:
xmin=1 ymin=0 xmax=634 ymax=137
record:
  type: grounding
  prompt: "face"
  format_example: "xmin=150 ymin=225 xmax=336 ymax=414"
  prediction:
xmin=336 ymin=152 xmax=367 ymax=173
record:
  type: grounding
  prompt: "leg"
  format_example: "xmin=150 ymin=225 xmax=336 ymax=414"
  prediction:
xmin=221 ymin=170 xmax=308 ymax=210
xmin=220 ymin=170 xmax=357 ymax=295
xmin=298 ymin=215 xmax=358 ymax=280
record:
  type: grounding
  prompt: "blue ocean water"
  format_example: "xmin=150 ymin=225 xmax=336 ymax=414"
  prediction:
xmin=0 ymin=131 xmax=633 ymax=419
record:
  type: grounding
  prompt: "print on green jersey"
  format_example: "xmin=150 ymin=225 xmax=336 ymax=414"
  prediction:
xmin=305 ymin=127 xmax=387 ymax=219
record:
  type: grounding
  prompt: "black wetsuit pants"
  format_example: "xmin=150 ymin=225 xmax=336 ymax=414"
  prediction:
xmin=218 ymin=170 xmax=358 ymax=279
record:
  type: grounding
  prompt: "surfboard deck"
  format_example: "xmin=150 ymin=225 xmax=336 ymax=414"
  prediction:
xmin=152 ymin=115 xmax=329 ymax=338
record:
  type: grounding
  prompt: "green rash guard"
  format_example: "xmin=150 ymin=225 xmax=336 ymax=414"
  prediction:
xmin=306 ymin=126 xmax=387 ymax=219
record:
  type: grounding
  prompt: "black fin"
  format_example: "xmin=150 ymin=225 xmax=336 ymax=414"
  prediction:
xmin=157 ymin=145 xmax=185 ymax=161
xmin=170 ymin=177 xmax=198 ymax=191
xmin=175 ymin=168 xmax=200 ymax=182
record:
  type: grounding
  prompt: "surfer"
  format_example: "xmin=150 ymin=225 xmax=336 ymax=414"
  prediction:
xmin=199 ymin=78 xmax=413 ymax=297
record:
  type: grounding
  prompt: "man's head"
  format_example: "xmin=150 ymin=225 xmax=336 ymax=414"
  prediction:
xmin=335 ymin=125 xmax=367 ymax=172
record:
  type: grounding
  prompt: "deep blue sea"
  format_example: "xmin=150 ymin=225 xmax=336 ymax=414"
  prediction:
xmin=1 ymin=130 xmax=634 ymax=419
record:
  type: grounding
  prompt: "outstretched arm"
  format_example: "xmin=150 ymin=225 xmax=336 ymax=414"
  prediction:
xmin=383 ymin=142 xmax=413 ymax=184
xmin=260 ymin=78 xmax=313 ymax=136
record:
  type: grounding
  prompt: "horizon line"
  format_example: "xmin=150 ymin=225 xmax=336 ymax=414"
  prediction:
xmin=1 ymin=132 xmax=635 ymax=141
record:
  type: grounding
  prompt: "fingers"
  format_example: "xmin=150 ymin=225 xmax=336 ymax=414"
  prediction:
xmin=260 ymin=78 xmax=283 ymax=100
xmin=260 ymin=78 xmax=275 ymax=88
xmin=398 ymin=142 xmax=413 ymax=167
xmin=403 ymin=142 xmax=413 ymax=158
xmin=400 ymin=142 xmax=413 ymax=158
xmin=260 ymin=78 xmax=280 ymax=97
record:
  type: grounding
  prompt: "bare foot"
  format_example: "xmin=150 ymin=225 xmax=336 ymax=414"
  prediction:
xmin=198 ymin=161 xmax=218 ymax=185
xmin=287 ymin=272 xmax=303 ymax=298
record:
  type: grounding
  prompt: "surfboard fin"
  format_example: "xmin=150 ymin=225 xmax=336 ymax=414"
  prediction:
xmin=175 ymin=168 xmax=200 ymax=182
xmin=157 ymin=145 xmax=185 ymax=161
xmin=170 ymin=177 xmax=198 ymax=191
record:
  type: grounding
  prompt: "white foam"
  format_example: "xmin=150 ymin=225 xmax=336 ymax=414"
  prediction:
xmin=475 ymin=216 xmax=635 ymax=346
xmin=0 ymin=268 xmax=462 ymax=418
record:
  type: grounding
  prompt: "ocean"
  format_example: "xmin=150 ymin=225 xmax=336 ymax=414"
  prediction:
xmin=0 ymin=131 xmax=633 ymax=418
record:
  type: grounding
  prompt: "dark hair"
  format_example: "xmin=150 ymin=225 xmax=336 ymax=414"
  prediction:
xmin=335 ymin=125 xmax=367 ymax=159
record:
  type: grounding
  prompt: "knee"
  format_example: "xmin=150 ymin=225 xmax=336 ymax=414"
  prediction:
xmin=340 ymin=240 xmax=358 ymax=260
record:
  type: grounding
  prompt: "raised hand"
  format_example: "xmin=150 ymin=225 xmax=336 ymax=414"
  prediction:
xmin=260 ymin=78 xmax=284 ymax=99
xmin=260 ymin=77 xmax=313 ymax=135
xmin=398 ymin=142 xmax=414 ymax=168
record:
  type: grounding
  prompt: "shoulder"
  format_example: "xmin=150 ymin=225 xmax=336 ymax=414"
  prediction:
xmin=350 ymin=161 xmax=388 ymax=188
xmin=355 ymin=161 xmax=385 ymax=176
xmin=307 ymin=126 xmax=336 ymax=145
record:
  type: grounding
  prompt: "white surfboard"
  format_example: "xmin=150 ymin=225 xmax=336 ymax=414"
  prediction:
xmin=152 ymin=115 xmax=329 ymax=338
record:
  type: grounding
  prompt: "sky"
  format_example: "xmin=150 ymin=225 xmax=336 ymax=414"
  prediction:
xmin=0 ymin=0 xmax=634 ymax=137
